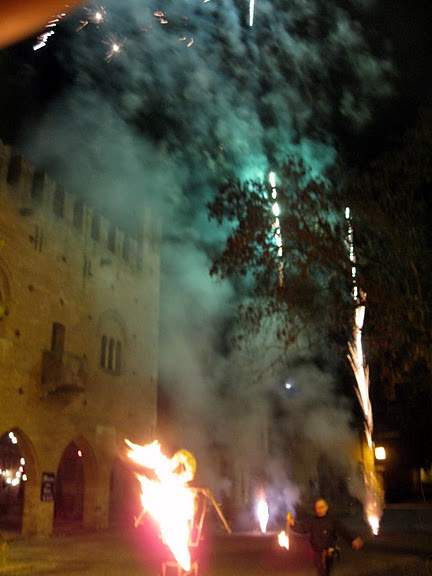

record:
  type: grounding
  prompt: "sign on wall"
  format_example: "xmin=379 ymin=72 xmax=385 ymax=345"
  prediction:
xmin=40 ymin=472 xmax=55 ymax=502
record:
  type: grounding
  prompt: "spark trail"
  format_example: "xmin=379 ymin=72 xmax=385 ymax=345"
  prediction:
xmin=269 ymin=172 xmax=284 ymax=286
xmin=249 ymin=0 xmax=255 ymax=26
xmin=345 ymin=207 xmax=383 ymax=535
xmin=346 ymin=207 xmax=372 ymax=447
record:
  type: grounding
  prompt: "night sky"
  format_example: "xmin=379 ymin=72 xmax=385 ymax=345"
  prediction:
xmin=1 ymin=0 xmax=431 ymax=504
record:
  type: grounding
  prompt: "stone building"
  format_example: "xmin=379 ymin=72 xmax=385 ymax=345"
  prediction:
xmin=0 ymin=139 xmax=160 ymax=536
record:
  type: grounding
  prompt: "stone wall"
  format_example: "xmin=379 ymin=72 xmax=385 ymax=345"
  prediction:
xmin=0 ymin=139 xmax=160 ymax=536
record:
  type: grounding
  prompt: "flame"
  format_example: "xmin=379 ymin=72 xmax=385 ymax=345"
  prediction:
xmin=368 ymin=515 xmax=380 ymax=536
xmin=126 ymin=439 xmax=197 ymax=571
xmin=278 ymin=530 xmax=289 ymax=549
xmin=257 ymin=497 xmax=269 ymax=533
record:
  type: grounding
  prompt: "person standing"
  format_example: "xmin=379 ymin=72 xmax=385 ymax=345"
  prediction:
xmin=288 ymin=498 xmax=363 ymax=576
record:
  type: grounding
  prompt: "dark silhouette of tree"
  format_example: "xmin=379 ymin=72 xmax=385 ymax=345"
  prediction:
xmin=208 ymin=156 xmax=353 ymax=359
xmin=208 ymin=104 xmax=432 ymax=470
xmin=344 ymin=103 xmax=432 ymax=469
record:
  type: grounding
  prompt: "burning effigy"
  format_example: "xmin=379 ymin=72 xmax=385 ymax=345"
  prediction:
xmin=125 ymin=439 xmax=231 ymax=575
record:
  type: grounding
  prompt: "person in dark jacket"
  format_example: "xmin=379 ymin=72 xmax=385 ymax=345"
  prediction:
xmin=288 ymin=498 xmax=363 ymax=576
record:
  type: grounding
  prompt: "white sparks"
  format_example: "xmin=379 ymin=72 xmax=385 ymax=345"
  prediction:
xmin=269 ymin=172 xmax=284 ymax=285
xmin=346 ymin=208 xmax=383 ymax=535
xmin=249 ymin=0 xmax=255 ymax=26
xmin=33 ymin=13 xmax=66 ymax=51
xmin=257 ymin=497 xmax=269 ymax=533
xmin=78 ymin=6 xmax=107 ymax=30
xmin=278 ymin=530 xmax=289 ymax=549
xmin=103 ymin=35 xmax=126 ymax=61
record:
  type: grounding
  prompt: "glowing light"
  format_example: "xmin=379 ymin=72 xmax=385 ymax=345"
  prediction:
xmin=278 ymin=530 xmax=289 ymax=549
xmin=33 ymin=13 xmax=66 ymax=50
xmin=346 ymin=211 xmax=372 ymax=447
xmin=78 ymin=6 xmax=107 ymax=30
xmin=126 ymin=439 xmax=196 ymax=572
xmin=9 ymin=432 xmax=18 ymax=444
xmin=346 ymin=208 xmax=383 ymax=535
xmin=77 ymin=450 xmax=83 ymax=457
xmin=375 ymin=446 xmax=386 ymax=460
xmin=249 ymin=0 xmax=255 ymax=26
xmin=103 ymin=35 xmax=126 ymax=62
xmin=92 ymin=9 xmax=106 ymax=23
xmin=269 ymin=172 xmax=284 ymax=286
xmin=257 ymin=497 xmax=269 ymax=533
xmin=368 ymin=515 xmax=380 ymax=536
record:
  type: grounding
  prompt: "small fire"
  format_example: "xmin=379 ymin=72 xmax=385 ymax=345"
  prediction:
xmin=257 ymin=497 xmax=269 ymax=533
xmin=278 ymin=530 xmax=289 ymax=549
xmin=368 ymin=515 xmax=380 ymax=536
xmin=125 ymin=439 xmax=197 ymax=572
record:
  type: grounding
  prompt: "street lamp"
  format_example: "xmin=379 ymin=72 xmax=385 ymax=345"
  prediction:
xmin=374 ymin=446 xmax=386 ymax=461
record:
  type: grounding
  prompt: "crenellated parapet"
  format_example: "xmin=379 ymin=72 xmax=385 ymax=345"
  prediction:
xmin=0 ymin=138 xmax=160 ymax=273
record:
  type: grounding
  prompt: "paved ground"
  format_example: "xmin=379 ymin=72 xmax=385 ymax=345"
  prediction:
xmin=1 ymin=503 xmax=432 ymax=575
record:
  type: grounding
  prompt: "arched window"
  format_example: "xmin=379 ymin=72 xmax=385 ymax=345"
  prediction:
xmin=98 ymin=311 xmax=126 ymax=375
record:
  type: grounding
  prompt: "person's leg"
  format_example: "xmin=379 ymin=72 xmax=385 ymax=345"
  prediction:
xmin=324 ymin=552 xmax=334 ymax=575
xmin=313 ymin=549 xmax=328 ymax=576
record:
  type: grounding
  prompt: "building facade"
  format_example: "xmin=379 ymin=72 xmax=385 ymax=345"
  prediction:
xmin=0 ymin=139 xmax=160 ymax=536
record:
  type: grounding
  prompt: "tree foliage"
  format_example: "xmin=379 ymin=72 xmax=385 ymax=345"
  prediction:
xmin=208 ymin=156 xmax=353 ymax=355
xmin=344 ymin=105 xmax=432 ymax=386
xmin=208 ymin=104 xmax=432 ymax=469
xmin=343 ymin=103 xmax=432 ymax=468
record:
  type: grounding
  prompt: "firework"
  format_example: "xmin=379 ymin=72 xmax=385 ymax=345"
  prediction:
xmin=269 ymin=172 xmax=284 ymax=286
xmin=103 ymin=34 xmax=126 ymax=61
xmin=33 ymin=13 xmax=66 ymax=51
xmin=78 ymin=6 xmax=107 ymax=30
xmin=345 ymin=207 xmax=383 ymax=535
xmin=249 ymin=0 xmax=255 ymax=26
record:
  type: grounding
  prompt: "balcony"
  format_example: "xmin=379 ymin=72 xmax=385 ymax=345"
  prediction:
xmin=41 ymin=350 xmax=87 ymax=395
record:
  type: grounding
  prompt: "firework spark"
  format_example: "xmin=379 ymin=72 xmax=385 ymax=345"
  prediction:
xmin=103 ymin=34 xmax=126 ymax=61
xmin=78 ymin=6 xmax=107 ymax=30
xmin=257 ymin=494 xmax=269 ymax=533
xmin=33 ymin=13 xmax=66 ymax=51
xmin=269 ymin=172 xmax=284 ymax=286
xmin=345 ymin=207 xmax=383 ymax=535
xmin=249 ymin=0 xmax=255 ymax=26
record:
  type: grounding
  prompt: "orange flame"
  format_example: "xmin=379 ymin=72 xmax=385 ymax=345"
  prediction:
xmin=125 ymin=439 xmax=197 ymax=571
xmin=278 ymin=530 xmax=289 ymax=549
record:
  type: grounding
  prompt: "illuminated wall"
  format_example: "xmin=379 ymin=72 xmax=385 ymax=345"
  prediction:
xmin=0 ymin=139 xmax=160 ymax=535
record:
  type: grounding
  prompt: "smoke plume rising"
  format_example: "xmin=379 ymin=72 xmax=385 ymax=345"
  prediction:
xmin=5 ymin=0 xmax=424 ymax=522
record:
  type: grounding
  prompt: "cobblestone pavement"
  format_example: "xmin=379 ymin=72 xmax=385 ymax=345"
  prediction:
xmin=1 ymin=504 xmax=431 ymax=576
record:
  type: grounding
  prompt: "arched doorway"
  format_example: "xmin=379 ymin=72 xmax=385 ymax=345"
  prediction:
xmin=54 ymin=441 xmax=84 ymax=527
xmin=54 ymin=437 xmax=98 ymax=531
xmin=0 ymin=428 xmax=37 ymax=533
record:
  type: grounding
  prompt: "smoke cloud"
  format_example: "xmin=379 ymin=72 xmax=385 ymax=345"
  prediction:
xmin=7 ymin=0 xmax=412 ymax=522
